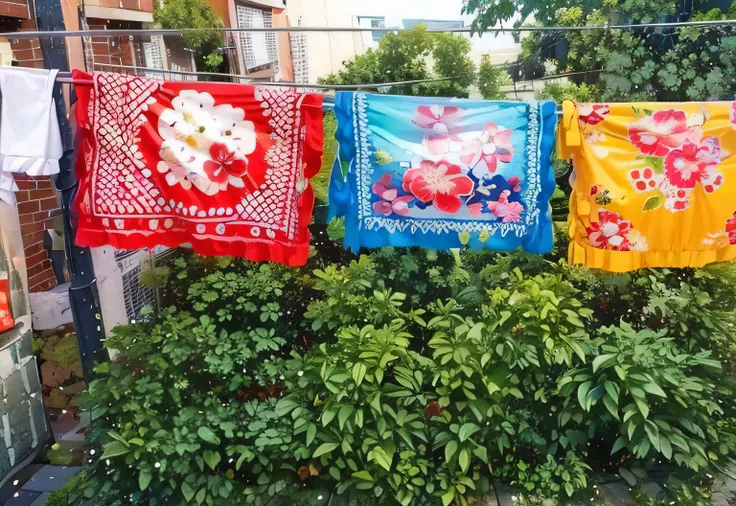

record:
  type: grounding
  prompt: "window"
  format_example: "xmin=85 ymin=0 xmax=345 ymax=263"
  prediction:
xmin=236 ymin=5 xmax=279 ymax=70
xmin=371 ymin=18 xmax=387 ymax=42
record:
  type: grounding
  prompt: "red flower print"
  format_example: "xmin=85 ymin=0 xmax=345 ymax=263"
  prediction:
xmin=577 ymin=104 xmax=610 ymax=125
xmin=726 ymin=212 xmax=736 ymax=244
xmin=664 ymin=138 xmax=722 ymax=189
xmin=203 ymin=142 xmax=248 ymax=184
xmin=586 ymin=210 xmax=633 ymax=251
xmin=413 ymin=105 xmax=460 ymax=133
xmin=402 ymin=160 xmax=474 ymax=214
xmin=460 ymin=123 xmax=514 ymax=172
xmin=628 ymin=110 xmax=701 ymax=157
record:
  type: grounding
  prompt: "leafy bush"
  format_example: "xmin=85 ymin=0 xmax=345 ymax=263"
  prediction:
xmin=77 ymin=237 xmax=736 ymax=506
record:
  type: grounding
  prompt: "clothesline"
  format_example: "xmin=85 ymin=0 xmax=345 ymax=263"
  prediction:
xmin=2 ymin=18 xmax=736 ymax=40
xmin=57 ymin=65 xmax=457 ymax=90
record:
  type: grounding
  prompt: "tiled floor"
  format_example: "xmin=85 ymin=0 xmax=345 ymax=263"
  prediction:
xmin=3 ymin=466 xmax=81 ymax=505
xmin=19 ymin=465 xmax=82 ymax=493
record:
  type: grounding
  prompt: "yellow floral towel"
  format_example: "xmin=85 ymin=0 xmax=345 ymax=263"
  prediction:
xmin=559 ymin=100 xmax=736 ymax=272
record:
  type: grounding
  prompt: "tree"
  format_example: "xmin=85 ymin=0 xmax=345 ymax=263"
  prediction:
xmin=465 ymin=0 xmax=736 ymax=102
xmin=477 ymin=55 xmax=511 ymax=99
xmin=320 ymin=25 xmax=478 ymax=98
xmin=154 ymin=0 xmax=225 ymax=71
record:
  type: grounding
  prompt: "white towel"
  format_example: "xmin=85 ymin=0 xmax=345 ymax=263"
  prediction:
xmin=0 ymin=67 xmax=63 ymax=204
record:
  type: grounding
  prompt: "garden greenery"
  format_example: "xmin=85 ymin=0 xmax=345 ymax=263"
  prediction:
xmin=74 ymin=231 xmax=736 ymax=506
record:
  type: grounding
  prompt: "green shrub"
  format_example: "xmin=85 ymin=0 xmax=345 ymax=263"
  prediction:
xmin=77 ymin=240 xmax=736 ymax=506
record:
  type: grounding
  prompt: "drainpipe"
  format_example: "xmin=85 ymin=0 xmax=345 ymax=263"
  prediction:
xmin=33 ymin=0 xmax=106 ymax=382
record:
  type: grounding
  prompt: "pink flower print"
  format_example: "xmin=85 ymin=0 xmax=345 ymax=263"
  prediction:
xmin=402 ymin=160 xmax=474 ymax=214
xmin=664 ymin=138 xmax=722 ymax=190
xmin=467 ymin=202 xmax=483 ymax=215
xmin=628 ymin=110 xmax=701 ymax=157
xmin=587 ymin=210 xmax=633 ymax=250
xmin=460 ymin=123 xmax=514 ymax=172
xmin=413 ymin=105 xmax=460 ymax=134
xmin=731 ymin=102 xmax=736 ymax=129
xmin=487 ymin=190 xmax=524 ymax=222
xmin=577 ymin=104 xmax=610 ymax=125
xmin=372 ymin=173 xmax=413 ymax=216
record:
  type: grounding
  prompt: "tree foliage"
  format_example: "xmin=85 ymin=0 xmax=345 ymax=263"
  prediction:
xmin=466 ymin=0 xmax=736 ymax=102
xmin=320 ymin=25 xmax=486 ymax=98
xmin=154 ymin=0 xmax=224 ymax=71
xmin=478 ymin=55 xmax=512 ymax=99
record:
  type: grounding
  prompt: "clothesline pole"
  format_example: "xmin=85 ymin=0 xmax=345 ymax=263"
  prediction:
xmin=1 ymin=18 xmax=736 ymax=39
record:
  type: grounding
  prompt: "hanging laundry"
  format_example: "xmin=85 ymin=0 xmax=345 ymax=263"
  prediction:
xmin=559 ymin=100 xmax=736 ymax=272
xmin=0 ymin=67 xmax=63 ymax=205
xmin=328 ymin=93 xmax=557 ymax=252
xmin=72 ymin=71 xmax=323 ymax=266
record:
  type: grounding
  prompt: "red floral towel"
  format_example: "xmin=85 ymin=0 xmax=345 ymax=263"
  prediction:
xmin=72 ymin=71 xmax=323 ymax=266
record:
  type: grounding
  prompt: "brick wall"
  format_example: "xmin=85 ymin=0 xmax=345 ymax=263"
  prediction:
xmin=14 ymin=176 xmax=62 ymax=293
xmin=2 ymin=18 xmax=44 ymax=70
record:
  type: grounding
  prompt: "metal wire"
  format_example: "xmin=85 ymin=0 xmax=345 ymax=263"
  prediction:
xmin=58 ymin=64 xmax=456 ymax=90
xmin=2 ymin=18 xmax=736 ymax=40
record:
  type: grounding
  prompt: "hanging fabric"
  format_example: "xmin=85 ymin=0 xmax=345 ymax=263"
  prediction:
xmin=72 ymin=71 xmax=323 ymax=266
xmin=328 ymin=93 xmax=557 ymax=252
xmin=0 ymin=67 xmax=63 ymax=205
xmin=560 ymin=100 xmax=736 ymax=272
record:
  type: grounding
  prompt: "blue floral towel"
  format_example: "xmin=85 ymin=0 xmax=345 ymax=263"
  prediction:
xmin=328 ymin=92 xmax=557 ymax=252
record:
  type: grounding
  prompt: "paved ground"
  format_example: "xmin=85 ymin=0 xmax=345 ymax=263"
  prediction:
xmin=3 ymin=409 xmax=87 ymax=506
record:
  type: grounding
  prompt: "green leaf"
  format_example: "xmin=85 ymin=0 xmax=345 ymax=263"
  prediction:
xmin=139 ymin=469 xmax=152 ymax=491
xmin=372 ymin=447 xmax=393 ymax=471
xmin=338 ymin=405 xmax=355 ymax=430
xmin=313 ymin=443 xmax=339 ymax=458
xmin=352 ymin=470 xmax=374 ymax=482
xmin=182 ymin=482 xmax=195 ymax=503
xmin=620 ymin=467 xmax=638 ymax=486
xmin=197 ymin=427 xmax=220 ymax=445
xmin=565 ymin=482 xmax=574 ymax=497
xmin=306 ymin=423 xmax=317 ymax=447
xmin=611 ymin=436 xmax=628 ymax=454
xmin=578 ymin=381 xmax=592 ymax=411
xmin=329 ymin=467 xmax=341 ymax=481
xmin=604 ymin=381 xmax=620 ymax=405
xmin=645 ymin=156 xmax=665 ymax=174
xmin=644 ymin=421 xmax=660 ymax=451
xmin=603 ymin=394 xmax=619 ymax=419
xmin=592 ymin=354 xmax=616 ymax=373
xmin=352 ymin=363 xmax=367 ymax=386
xmin=458 ymin=423 xmax=481 ymax=442
xmin=274 ymin=398 xmax=298 ymax=417
xmin=204 ymin=450 xmax=221 ymax=470
xmin=441 ymin=488 xmax=455 ymax=506
xmin=445 ymin=440 xmax=459 ymax=463
xmin=660 ymin=437 xmax=673 ymax=460
xmin=642 ymin=194 xmax=664 ymax=212
xmin=195 ymin=487 xmax=206 ymax=505
xmin=634 ymin=396 xmax=650 ymax=419
xmin=643 ymin=382 xmax=667 ymax=398
xmin=458 ymin=448 xmax=470 ymax=473
xmin=466 ymin=322 xmax=484 ymax=340
xmin=322 ymin=407 xmax=337 ymax=427
xmin=101 ymin=441 xmax=131 ymax=459
xmin=458 ymin=231 xmax=471 ymax=245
